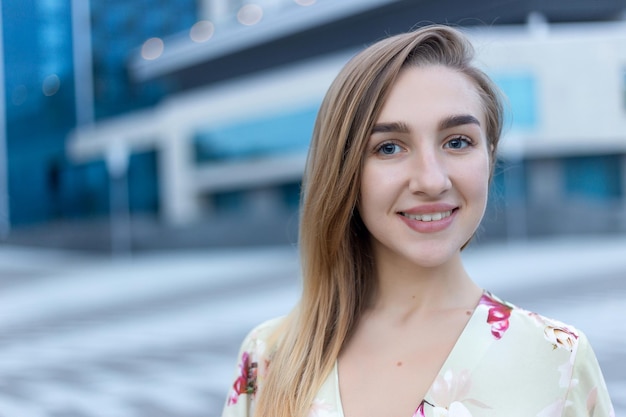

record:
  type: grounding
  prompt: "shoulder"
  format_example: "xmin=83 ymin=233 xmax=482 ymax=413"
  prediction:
xmin=478 ymin=291 xmax=581 ymax=350
xmin=473 ymin=292 xmax=614 ymax=415
xmin=235 ymin=315 xmax=286 ymax=375
xmin=224 ymin=317 xmax=286 ymax=410
xmin=239 ymin=316 xmax=286 ymax=357
xmin=476 ymin=291 xmax=585 ymax=374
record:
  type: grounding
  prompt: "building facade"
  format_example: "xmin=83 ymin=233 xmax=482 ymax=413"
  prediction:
xmin=70 ymin=19 xmax=626 ymax=243
xmin=1 ymin=0 xmax=198 ymax=228
xmin=2 ymin=0 xmax=626 ymax=245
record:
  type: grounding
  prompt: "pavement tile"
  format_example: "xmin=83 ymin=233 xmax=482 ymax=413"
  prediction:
xmin=0 ymin=236 xmax=624 ymax=417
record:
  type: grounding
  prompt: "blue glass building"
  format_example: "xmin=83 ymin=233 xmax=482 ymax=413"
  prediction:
xmin=1 ymin=0 xmax=197 ymax=227
xmin=2 ymin=0 xmax=625 ymax=247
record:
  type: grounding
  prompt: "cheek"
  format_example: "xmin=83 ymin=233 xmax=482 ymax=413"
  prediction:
xmin=450 ymin=152 xmax=490 ymax=198
xmin=358 ymin=163 xmax=396 ymax=220
xmin=465 ymin=156 xmax=491 ymax=205
xmin=358 ymin=167 xmax=378 ymax=216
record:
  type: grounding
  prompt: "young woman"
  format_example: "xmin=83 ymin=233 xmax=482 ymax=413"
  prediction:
xmin=222 ymin=25 xmax=614 ymax=417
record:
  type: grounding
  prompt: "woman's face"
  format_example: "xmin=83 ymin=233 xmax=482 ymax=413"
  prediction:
xmin=359 ymin=65 xmax=490 ymax=269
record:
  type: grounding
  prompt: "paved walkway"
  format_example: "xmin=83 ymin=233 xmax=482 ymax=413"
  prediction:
xmin=0 ymin=235 xmax=624 ymax=416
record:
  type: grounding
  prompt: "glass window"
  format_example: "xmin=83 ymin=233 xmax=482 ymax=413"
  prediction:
xmin=491 ymin=73 xmax=538 ymax=131
xmin=488 ymin=157 xmax=528 ymax=205
xmin=563 ymin=154 xmax=622 ymax=201
xmin=623 ymin=68 xmax=626 ymax=110
xmin=212 ymin=190 xmax=246 ymax=213
xmin=194 ymin=104 xmax=318 ymax=162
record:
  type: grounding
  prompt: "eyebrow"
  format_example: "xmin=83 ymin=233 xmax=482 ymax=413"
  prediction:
xmin=439 ymin=114 xmax=481 ymax=130
xmin=371 ymin=114 xmax=481 ymax=134
xmin=371 ymin=121 xmax=410 ymax=134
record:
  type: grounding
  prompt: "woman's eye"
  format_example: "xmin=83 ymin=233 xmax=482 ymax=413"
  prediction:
xmin=377 ymin=142 xmax=402 ymax=155
xmin=445 ymin=136 xmax=471 ymax=150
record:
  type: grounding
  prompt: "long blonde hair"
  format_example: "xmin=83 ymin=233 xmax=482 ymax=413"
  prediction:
xmin=254 ymin=25 xmax=504 ymax=417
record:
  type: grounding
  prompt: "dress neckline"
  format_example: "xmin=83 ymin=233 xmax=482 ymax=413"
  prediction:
xmin=333 ymin=290 xmax=492 ymax=417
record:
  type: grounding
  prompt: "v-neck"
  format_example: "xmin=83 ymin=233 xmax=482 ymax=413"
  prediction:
xmin=332 ymin=291 xmax=493 ymax=417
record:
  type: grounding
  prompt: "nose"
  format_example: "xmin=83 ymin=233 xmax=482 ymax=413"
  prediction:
xmin=408 ymin=148 xmax=452 ymax=196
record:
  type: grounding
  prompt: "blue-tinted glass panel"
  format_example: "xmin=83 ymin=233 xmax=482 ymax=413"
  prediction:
xmin=564 ymin=155 xmax=622 ymax=200
xmin=212 ymin=190 xmax=246 ymax=213
xmin=491 ymin=74 xmax=537 ymax=130
xmin=90 ymin=0 xmax=198 ymax=119
xmin=128 ymin=151 xmax=160 ymax=213
xmin=488 ymin=158 xmax=528 ymax=204
xmin=280 ymin=182 xmax=302 ymax=210
xmin=194 ymin=105 xmax=318 ymax=162
xmin=3 ymin=0 xmax=78 ymax=225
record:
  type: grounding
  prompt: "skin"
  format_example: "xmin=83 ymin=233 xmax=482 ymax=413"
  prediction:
xmin=338 ymin=65 xmax=491 ymax=417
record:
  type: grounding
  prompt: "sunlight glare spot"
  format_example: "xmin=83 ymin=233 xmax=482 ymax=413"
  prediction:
xmin=42 ymin=74 xmax=61 ymax=96
xmin=190 ymin=20 xmax=215 ymax=42
xmin=237 ymin=4 xmax=263 ymax=26
xmin=141 ymin=37 xmax=164 ymax=60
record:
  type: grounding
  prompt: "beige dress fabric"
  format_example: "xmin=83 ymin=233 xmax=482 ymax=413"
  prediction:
xmin=222 ymin=292 xmax=615 ymax=417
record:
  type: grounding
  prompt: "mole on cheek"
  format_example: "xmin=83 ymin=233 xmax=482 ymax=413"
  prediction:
xmin=396 ymin=361 xmax=403 ymax=367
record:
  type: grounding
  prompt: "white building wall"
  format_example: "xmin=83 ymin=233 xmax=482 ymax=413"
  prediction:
xmin=470 ymin=23 xmax=626 ymax=157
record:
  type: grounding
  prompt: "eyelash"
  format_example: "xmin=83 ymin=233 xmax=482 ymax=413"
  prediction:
xmin=373 ymin=141 xmax=403 ymax=155
xmin=444 ymin=135 xmax=474 ymax=149
xmin=373 ymin=136 xmax=474 ymax=155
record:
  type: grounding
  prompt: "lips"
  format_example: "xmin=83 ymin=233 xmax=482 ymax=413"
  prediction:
xmin=397 ymin=205 xmax=458 ymax=233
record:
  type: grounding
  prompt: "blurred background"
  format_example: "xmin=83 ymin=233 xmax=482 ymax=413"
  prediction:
xmin=0 ymin=0 xmax=625 ymax=416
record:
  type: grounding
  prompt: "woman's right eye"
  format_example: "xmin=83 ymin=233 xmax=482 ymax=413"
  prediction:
xmin=376 ymin=142 xmax=402 ymax=155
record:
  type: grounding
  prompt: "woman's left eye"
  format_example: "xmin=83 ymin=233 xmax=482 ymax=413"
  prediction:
xmin=445 ymin=136 xmax=471 ymax=150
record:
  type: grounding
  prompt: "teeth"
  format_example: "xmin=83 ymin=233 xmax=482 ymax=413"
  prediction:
xmin=402 ymin=210 xmax=452 ymax=222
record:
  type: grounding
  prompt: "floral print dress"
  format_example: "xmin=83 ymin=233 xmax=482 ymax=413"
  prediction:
xmin=222 ymin=292 xmax=615 ymax=417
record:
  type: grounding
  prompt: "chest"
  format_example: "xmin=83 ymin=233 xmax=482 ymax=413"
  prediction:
xmin=338 ymin=355 xmax=444 ymax=417
xmin=337 ymin=318 xmax=467 ymax=417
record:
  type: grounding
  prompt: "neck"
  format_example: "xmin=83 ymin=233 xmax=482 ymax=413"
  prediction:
xmin=369 ymin=250 xmax=481 ymax=318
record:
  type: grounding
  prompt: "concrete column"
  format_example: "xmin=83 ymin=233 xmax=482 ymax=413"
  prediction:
xmin=526 ymin=158 xmax=563 ymax=235
xmin=198 ymin=0 xmax=232 ymax=22
xmin=528 ymin=158 xmax=563 ymax=206
xmin=620 ymin=153 xmax=626 ymax=232
xmin=105 ymin=142 xmax=131 ymax=257
xmin=502 ymin=156 xmax=528 ymax=241
xmin=158 ymin=129 xmax=201 ymax=225
xmin=246 ymin=187 xmax=284 ymax=218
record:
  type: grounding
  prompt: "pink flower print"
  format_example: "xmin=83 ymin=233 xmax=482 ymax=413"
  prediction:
xmin=587 ymin=387 xmax=598 ymax=415
xmin=536 ymin=399 xmax=567 ymax=417
xmin=227 ymin=352 xmax=258 ymax=405
xmin=426 ymin=370 xmax=490 ymax=416
xmin=433 ymin=402 xmax=473 ymax=417
xmin=431 ymin=370 xmax=472 ymax=406
xmin=479 ymin=293 xmax=513 ymax=339
xmin=544 ymin=325 xmax=578 ymax=352
xmin=542 ymin=323 xmax=579 ymax=387
xmin=587 ymin=387 xmax=617 ymax=417
xmin=557 ymin=357 xmax=575 ymax=388
xmin=308 ymin=399 xmax=338 ymax=417
xmin=414 ymin=401 xmax=427 ymax=417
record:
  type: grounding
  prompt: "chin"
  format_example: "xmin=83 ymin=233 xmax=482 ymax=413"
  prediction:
xmin=409 ymin=254 xmax=457 ymax=269
xmin=395 ymin=244 xmax=463 ymax=270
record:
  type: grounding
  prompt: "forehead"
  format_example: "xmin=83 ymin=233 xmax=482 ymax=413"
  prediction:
xmin=376 ymin=65 xmax=486 ymax=127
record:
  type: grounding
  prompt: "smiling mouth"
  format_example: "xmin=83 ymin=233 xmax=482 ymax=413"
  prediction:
xmin=400 ymin=210 xmax=453 ymax=222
